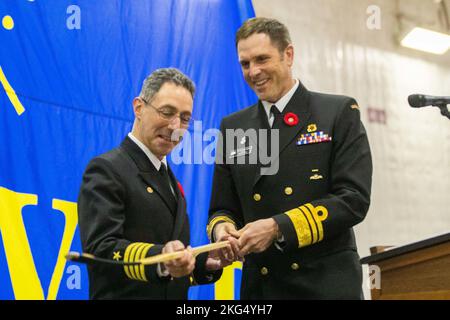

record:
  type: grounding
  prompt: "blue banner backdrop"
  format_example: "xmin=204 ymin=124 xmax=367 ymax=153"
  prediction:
xmin=0 ymin=0 xmax=256 ymax=300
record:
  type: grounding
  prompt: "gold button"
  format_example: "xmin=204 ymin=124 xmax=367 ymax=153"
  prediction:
xmin=284 ymin=187 xmax=293 ymax=196
xmin=147 ymin=187 xmax=154 ymax=193
xmin=291 ymin=263 xmax=299 ymax=270
xmin=253 ymin=193 xmax=262 ymax=202
xmin=260 ymin=267 xmax=268 ymax=275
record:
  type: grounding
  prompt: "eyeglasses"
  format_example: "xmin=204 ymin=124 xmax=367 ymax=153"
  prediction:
xmin=140 ymin=97 xmax=193 ymax=127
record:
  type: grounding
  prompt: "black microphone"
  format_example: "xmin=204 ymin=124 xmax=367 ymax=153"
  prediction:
xmin=408 ymin=94 xmax=450 ymax=108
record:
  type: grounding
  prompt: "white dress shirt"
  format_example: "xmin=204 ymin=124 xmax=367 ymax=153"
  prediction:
xmin=261 ymin=79 xmax=299 ymax=126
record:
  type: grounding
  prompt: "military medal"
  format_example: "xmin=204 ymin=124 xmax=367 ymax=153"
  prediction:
xmin=297 ymin=131 xmax=332 ymax=145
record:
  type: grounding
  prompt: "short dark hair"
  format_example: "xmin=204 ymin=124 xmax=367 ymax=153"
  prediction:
xmin=235 ymin=17 xmax=292 ymax=52
xmin=140 ymin=68 xmax=195 ymax=102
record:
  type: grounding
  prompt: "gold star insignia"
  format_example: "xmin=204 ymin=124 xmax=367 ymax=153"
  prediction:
xmin=113 ymin=251 xmax=122 ymax=261
xmin=307 ymin=124 xmax=317 ymax=133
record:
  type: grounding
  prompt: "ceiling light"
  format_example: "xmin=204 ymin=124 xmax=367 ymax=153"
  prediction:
xmin=400 ymin=27 xmax=450 ymax=55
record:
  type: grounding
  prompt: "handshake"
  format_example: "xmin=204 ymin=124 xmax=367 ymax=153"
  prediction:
xmin=161 ymin=218 xmax=280 ymax=278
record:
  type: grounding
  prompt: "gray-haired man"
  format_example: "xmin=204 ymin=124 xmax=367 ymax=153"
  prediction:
xmin=78 ymin=68 xmax=228 ymax=299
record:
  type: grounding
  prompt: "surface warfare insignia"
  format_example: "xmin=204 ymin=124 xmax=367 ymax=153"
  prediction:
xmin=310 ymin=169 xmax=323 ymax=180
xmin=229 ymin=146 xmax=252 ymax=158
xmin=297 ymin=131 xmax=332 ymax=146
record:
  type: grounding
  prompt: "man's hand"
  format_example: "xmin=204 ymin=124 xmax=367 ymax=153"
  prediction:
xmin=162 ymin=240 xmax=195 ymax=278
xmin=213 ymin=222 xmax=241 ymax=263
xmin=204 ymin=247 xmax=234 ymax=271
xmin=237 ymin=218 xmax=279 ymax=257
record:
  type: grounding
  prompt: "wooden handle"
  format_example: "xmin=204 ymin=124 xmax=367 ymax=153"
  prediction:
xmin=139 ymin=241 xmax=230 ymax=266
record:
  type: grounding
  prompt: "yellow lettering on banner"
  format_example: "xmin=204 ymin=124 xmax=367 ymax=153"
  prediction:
xmin=0 ymin=187 xmax=43 ymax=299
xmin=47 ymin=199 xmax=78 ymax=300
xmin=0 ymin=66 xmax=25 ymax=115
xmin=214 ymin=261 xmax=242 ymax=300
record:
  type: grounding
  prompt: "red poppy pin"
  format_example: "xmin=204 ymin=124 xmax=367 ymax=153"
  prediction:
xmin=177 ymin=182 xmax=185 ymax=198
xmin=284 ymin=112 xmax=299 ymax=126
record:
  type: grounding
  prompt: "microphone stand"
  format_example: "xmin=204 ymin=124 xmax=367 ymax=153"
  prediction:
xmin=436 ymin=104 xmax=450 ymax=120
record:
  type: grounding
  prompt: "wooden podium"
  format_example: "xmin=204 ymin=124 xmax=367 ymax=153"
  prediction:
xmin=360 ymin=233 xmax=450 ymax=300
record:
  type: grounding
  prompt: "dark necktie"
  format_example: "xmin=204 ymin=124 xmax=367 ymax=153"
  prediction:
xmin=159 ymin=163 xmax=175 ymax=196
xmin=267 ymin=105 xmax=282 ymax=158
xmin=270 ymin=105 xmax=282 ymax=129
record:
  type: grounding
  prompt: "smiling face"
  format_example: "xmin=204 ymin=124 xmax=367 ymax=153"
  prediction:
xmin=132 ymin=82 xmax=193 ymax=159
xmin=237 ymin=33 xmax=295 ymax=103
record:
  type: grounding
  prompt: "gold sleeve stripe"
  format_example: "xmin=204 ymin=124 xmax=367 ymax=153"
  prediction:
xmin=302 ymin=204 xmax=323 ymax=243
xmin=316 ymin=205 xmax=329 ymax=242
xmin=206 ymin=216 xmax=236 ymax=240
xmin=305 ymin=204 xmax=328 ymax=242
xmin=135 ymin=243 xmax=152 ymax=281
xmin=139 ymin=244 xmax=153 ymax=282
xmin=298 ymin=208 xmax=314 ymax=246
xmin=131 ymin=243 xmax=146 ymax=280
xmin=285 ymin=208 xmax=312 ymax=248
xmin=133 ymin=244 xmax=147 ymax=281
xmin=299 ymin=205 xmax=318 ymax=244
xmin=124 ymin=242 xmax=139 ymax=280
xmin=285 ymin=204 xmax=330 ymax=248
xmin=124 ymin=242 xmax=154 ymax=281
xmin=304 ymin=204 xmax=323 ymax=242
xmin=126 ymin=243 xmax=144 ymax=280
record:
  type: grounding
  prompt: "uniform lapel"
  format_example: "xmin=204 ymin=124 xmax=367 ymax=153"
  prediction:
xmin=120 ymin=137 xmax=177 ymax=214
xmin=250 ymin=102 xmax=272 ymax=187
xmin=138 ymin=171 xmax=177 ymax=214
xmin=253 ymin=82 xmax=311 ymax=187
xmin=274 ymin=82 xmax=311 ymax=155
xmin=168 ymin=167 xmax=186 ymax=240
xmin=229 ymin=103 xmax=270 ymax=190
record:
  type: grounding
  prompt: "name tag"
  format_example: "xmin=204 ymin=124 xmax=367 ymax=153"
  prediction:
xmin=229 ymin=146 xmax=253 ymax=158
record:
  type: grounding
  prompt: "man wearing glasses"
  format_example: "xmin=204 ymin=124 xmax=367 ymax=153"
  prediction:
xmin=78 ymin=68 xmax=227 ymax=299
